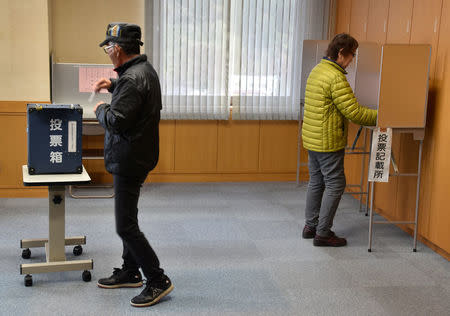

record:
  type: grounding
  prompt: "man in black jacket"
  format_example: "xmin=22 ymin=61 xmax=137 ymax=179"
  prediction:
xmin=93 ymin=22 xmax=173 ymax=307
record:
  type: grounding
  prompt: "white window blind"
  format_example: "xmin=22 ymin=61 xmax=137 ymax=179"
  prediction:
xmin=147 ymin=0 xmax=330 ymax=120
xmin=150 ymin=0 xmax=230 ymax=120
xmin=230 ymin=0 xmax=330 ymax=120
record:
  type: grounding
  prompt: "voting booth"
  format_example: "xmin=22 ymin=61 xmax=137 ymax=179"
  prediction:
xmin=51 ymin=62 xmax=116 ymax=198
xmin=365 ymin=44 xmax=431 ymax=252
xmin=298 ymin=40 xmax=431 ymax=252
xmin=52 ymin=63 xmax=115 ymax=120
xmin=346 ymin=43 xmax=431 ymax=128
xmin=300 ymin=40 xmax=431 ymax=124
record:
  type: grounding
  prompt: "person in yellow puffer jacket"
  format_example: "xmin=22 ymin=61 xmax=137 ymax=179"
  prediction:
xmin=301 ymin=33 xmax=377 ymax=247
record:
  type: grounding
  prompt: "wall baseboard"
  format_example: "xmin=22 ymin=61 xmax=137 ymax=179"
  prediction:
xmin=148 ymin=173 xmax=299 ymax=183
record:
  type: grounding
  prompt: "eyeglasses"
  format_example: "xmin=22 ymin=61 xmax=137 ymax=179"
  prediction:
xmin=103 ymin=43 xmax=115 ymax=54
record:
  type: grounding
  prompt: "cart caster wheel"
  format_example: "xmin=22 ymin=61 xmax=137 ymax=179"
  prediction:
xmin=24 ymin=274 xmax=33 ymax=287
xmin=82 ymin=270 xmax=91 ymax=282
xmin=22 ymin=248 xmax=31 ymax=259
xmin=413 ymin=248 xmax=417 ymax=252
xmin=368 ymin=249 xmax=372 ymax=252
xmin=73 ymin=245 xmax=83 ymax=256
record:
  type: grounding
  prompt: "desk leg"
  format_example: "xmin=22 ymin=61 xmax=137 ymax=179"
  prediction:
xmin=48 ymin=186 xmax=66 ymax=262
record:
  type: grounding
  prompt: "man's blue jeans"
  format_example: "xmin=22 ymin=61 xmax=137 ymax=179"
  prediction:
xmin=304 ymin=149 xmax=346 ymax=237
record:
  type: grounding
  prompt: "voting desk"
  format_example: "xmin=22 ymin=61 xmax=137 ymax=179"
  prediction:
xmin=20 ymin=165 xmax=93 ymax=286
xmin=52 ymin=62 xmax=114 ymax=199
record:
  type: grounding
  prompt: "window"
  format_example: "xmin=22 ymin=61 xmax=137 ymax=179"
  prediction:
xmin=147 ymin=0 xmax=331 ymax=120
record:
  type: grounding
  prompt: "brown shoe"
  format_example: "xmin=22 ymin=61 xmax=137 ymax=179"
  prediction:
xmin=302 ymin=225 xmax=316 ymax=239
xmin=313 ymin=231 xmax=347 ymax=247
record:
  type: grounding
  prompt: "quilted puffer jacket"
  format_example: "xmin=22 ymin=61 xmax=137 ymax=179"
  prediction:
xmin=302 ymin=58 xmax=377 ymax=152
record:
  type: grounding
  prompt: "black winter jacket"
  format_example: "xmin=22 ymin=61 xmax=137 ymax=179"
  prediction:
xmin=95 ymin=55 xmax=162 ymax=177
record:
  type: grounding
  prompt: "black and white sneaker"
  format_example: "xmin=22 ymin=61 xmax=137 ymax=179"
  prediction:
xmin=130 ymin=274 xmax=173 ymax=307
xmin=97 ymin=267 xmax=143 ymax=289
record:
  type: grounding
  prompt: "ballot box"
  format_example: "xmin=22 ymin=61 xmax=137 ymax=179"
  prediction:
xmin=27 ymin=104 xmax=83 ymax=175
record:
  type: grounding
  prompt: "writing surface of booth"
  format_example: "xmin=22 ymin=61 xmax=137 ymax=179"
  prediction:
xmin=27 ymin=104 xmax=83 ymax=175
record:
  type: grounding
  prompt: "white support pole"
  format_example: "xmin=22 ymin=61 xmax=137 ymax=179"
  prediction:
xmin=413 ymin=140 xmax=423 ymax=252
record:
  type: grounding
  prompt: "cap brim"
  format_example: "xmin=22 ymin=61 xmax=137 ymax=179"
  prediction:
xmin=99 ymin=38 xmax=110 ymax=47
xmin=99 ymin=37 xmax=144 ymax=47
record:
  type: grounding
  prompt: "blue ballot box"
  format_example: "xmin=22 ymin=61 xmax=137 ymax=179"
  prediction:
xmin=27 ymin=104 xmax=83 ymax=175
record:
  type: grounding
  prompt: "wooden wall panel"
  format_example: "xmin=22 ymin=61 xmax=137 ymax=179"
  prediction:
xmin=153 ymin=120 xmax=175 ymax=173
xmin=421 ymin=0 xmax=450 ymax=254
xmin=174 ymin=121 xmax=218 ymax=173
xmin=259 ymin=121 xmax=298 ymax=172
xmin=399 ymin=0 xmax=443 ymax=234
xmin=386 ymin=0 xmax=414 ymax=44
xmin=410 ymin=0 xmax=443 ymax=80
xmin=336 ymin=0 xmax=352 ymax=34
xmin=366 ymin=0 xmax=389 ymax=44
xmin=0 ymin=114 xmax=28 ymax=188
xmin=83 ymin=159 xmax=112 ymax=183
xmin=51 ymin=0 xmax=144 ymax=64
xmin=349 ymin=0 xmax=370 ymax=41
xmin=428 ymin=121 xmax=450 ymax=251
xmin=0 ymin=102 xmax=49 ymax=197
xmin=426 ymin=76 xmax=450 ymax=252
xmin=373 ymin=134 xmax=399 ymax=219
xmin=217 ymin=120 xmax=260 ymax=172
xmin=394 ymin=133 xmax=420 ymax=226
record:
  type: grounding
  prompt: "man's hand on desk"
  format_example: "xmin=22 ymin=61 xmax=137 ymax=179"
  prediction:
xmin=93 ymin=78 xmax=111 ymax=93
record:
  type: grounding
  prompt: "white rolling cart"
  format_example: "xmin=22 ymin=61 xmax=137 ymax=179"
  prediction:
xmin=20 ymin=165 xmax=93 ymax=286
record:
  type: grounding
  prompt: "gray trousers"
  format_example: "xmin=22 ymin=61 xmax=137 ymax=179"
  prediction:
xmin=304 ymin=149 xmax=346 ymax=237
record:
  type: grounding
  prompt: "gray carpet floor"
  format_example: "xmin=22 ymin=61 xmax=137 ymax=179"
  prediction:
xmin=0 ymin=182 xmax=448 ymax=316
